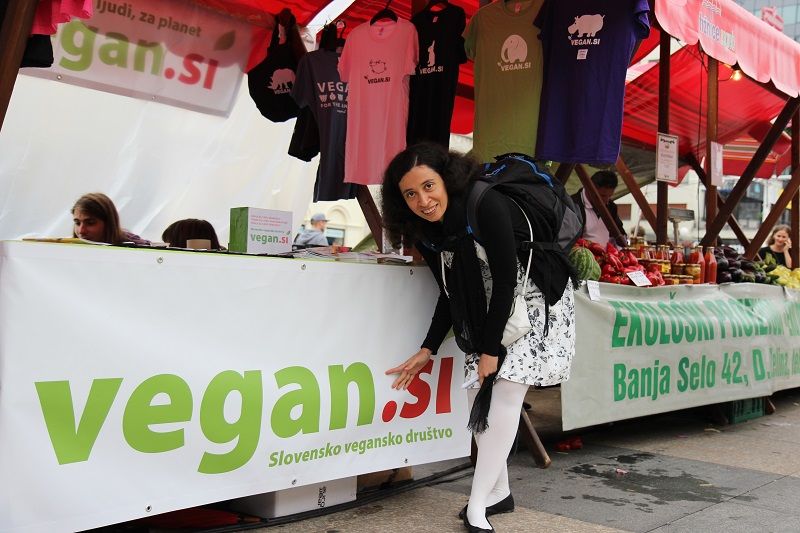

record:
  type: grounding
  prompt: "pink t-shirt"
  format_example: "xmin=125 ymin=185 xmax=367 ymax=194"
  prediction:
xmin=338 ymin=19 xmax=418 ymax=185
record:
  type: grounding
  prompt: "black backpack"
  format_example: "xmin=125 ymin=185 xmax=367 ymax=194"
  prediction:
xmin=465 ymin=153 xmax=583 ymax=306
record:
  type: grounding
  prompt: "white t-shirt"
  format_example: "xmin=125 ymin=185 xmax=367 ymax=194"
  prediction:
xmin=581 ymin=189 xmax=611 ymax=246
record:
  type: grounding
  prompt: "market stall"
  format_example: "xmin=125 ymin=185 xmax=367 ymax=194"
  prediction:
xmin=0 ymin=240 xmax=470 ymax=532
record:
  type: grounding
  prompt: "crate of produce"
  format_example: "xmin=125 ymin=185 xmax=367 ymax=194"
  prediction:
xmin=725 ymin=397 xmax=765 ymax=424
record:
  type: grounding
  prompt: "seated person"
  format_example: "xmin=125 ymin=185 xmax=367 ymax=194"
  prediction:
xmin=294 ymin=213 xmax=330 ymax=247
xmin=571 ymin=170 xmax=626 ymax=246
xmin=759 ymin=224 xmax=792 ymax=268
xmin=162 ymin=218 xmax=223 ymax=249
xmin=72 ymin=193 xmax=149 ymax=245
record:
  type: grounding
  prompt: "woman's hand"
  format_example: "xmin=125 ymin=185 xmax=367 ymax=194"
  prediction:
xmin=477 ymin=353 xmax=498 ymax=385
xmin=386 ymin=349 xmax=432 ymax=390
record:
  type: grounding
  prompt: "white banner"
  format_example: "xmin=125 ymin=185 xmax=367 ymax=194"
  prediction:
xmin=25 ymin=0 xmax=254 ymax=116
xmin=562 ymin=282 xmax=800 ymax=430
xmin=0 ymin=241 xmax=469 ymax=533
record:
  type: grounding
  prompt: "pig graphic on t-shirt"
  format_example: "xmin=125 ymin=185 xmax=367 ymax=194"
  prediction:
xmin=568 ymin=14 xmax=604 ymax=38
xmin=269 ymin=68 xmax=295 ymax=93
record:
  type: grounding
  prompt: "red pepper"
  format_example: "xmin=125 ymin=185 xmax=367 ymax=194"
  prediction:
xmin=623 ymin=266 xmax=640 ymax=273
xmin=601 ymin=263 xmax=616 ymax=277
xmin=647 ymin=262 xmax=661 ymax=274
xmin=607 ymin=255 xmax=624 ymax=272
xmin=589 ymin=243 xmax=605 ymax=256
xmin=619 ymin=275 xmax=632 ymax=285
xmin=576 ymin=238 xmax=590 ymax=248
xmin=606 ymin=243 xmax=620 ymax=256
xmin=625 ymin=251 xmax=639 ymax=266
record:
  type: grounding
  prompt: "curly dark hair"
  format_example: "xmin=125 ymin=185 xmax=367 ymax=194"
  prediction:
xmin=162 ymin=218 xmax=222 ymax=249
xmin=381 ymin=143 xmax=481 ymax=248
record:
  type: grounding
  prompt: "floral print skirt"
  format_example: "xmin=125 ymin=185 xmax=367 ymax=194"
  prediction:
xmin=461 ymin=244 xmax=576 ymax=388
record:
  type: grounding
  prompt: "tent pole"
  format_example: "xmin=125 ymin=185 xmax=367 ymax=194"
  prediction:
xmin=686 ymin=153 xmax=750 ymax=249
xmin=575 ymin=163 xmax=624 ymax=243
xmin=701 ymin=97 xmax=800 ymax=246
xmin=357 ymin=185 xmax=383 ymax=251
xmin=656 ymin=29 xmax=670 ymax=245
xmin=744 ymin=166 xmax=800 ymax=259
xmin=705 ymin=57 xmax=718 ymax=246
xmin=0 ymin=0 xmax=38 ymax=133
xmin=554 ymin=162 xmax=575 ymax=185
xmin=615 ymin=155 xmax=657 ymax=230
xmin=792 ymin=111 xmax=799 ymax=267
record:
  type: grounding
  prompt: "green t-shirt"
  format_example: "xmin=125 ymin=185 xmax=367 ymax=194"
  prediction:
xmin=464 ymin=0 xmax=544 ymax=163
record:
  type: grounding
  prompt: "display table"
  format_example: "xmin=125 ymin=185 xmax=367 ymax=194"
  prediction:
xmin=563 ymin=282 xmax=800 ymax=430
xmin=0 ymin=241 xmax=470 ymax=533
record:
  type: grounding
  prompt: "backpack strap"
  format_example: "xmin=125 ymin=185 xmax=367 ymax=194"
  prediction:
xmin=465 ymin=180 xmax=493 ymax=243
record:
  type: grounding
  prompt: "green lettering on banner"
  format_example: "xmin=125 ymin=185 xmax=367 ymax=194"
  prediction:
xmin=270 ymin=366 xmax=321 ymax=439
xmin=122 ymin=374 xmax=192 ymax=453
xmin=133 ymin=41 xmax=164 ymax=74
xmin=35 ymin=378 xmax=122 ymax=464
xmin=613 ymin=363 xmax=626 ymax=400
xmin=59 ymin=21 xmax=97 ymax=71
xmin=98 ymin=32 xmax=129 ymax=68
xmin=610 ymin=301 xmax=628 ymax=348
xmin=198 ymin=370 xmax=263 ymax=474
xmin=328 ymin=363 xmax=375 ymax=430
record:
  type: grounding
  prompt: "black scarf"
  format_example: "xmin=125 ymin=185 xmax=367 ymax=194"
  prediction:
xmin=421 ymin=195 xmax=506 ymax=433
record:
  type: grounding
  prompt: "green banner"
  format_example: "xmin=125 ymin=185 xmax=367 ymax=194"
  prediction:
xmin=562 ymin=283 xmax=800 ymax=430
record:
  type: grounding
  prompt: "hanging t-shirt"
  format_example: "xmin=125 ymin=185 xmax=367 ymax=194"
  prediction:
xmin=339 ymin=19 xmax=418 ymax=185
xmin=464 ymin=0 xmax=544 ymax=163
xmin=292 ymin=50 xmax=357 ymax=201
xmin=407 ymin=4 xmax=467 ymax=148
xmin=535 ymin=0 xmax=651 ymax=165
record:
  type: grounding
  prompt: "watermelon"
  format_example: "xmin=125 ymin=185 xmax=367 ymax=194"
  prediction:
xmin=570 ymin=246 xmax=601 ymax=281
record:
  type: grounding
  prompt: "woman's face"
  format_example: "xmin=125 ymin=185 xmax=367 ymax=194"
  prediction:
xmin=398 ymin=165 xmax=449 ymax=223
xmin=73 ymin=208 xmax=106 ymax=242
xmin=773 ymin=229 xmax=790 ymax=247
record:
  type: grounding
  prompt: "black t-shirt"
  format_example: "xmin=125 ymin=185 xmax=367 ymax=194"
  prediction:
xmin=407 ymin=4 xmax=467 ymax=148
xmin=760 ymin=246 xmax=787 ymax=267
xmin=292 ymin=50 xmax=357 ymax=201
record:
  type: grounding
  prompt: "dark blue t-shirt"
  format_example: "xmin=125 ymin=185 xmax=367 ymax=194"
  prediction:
xmin=534 ymin=0 xmax=650 ymax=165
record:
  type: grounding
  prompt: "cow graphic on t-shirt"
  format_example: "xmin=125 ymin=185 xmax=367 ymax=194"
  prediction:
xmin=497 ymin=34 xmax=532 ymax=71
xmin=269 ymin=68 xmax=295 ymax=94
xmin=364 ymin=59 xmax=391 ymax=84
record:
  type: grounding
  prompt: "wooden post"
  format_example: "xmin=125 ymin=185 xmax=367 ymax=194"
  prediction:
xmin=792 ymin=111 xmax=799 ymax=267
xmin=575 ymin=164 xmax=624 ymax=243
xmin=701 ymin=97 xmax=800 ymax=246
xmin=686 ymin=154 xmax=751 ymax=249
xmin=744 ymin=167 xmax=800 ymax=259
xmin=705 ymin=57 xmax=719 ymax=246
xmin=554 ymin=163 xmax=575 ymax=185
xmin=656 ymin=30 xmax=671 ymax=245
xmin=357 ymin=186 xmax=383 ymax=252
xmin=0 ymin=0 xmax=39 ymax=132
xmin=615 ymin=155 xmax=657 ymax=230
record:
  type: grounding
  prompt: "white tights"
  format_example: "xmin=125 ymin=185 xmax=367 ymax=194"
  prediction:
xmin=466 ymin=379 xmax=528 ymax=529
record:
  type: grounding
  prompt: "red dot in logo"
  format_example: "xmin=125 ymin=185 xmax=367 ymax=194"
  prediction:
xmin=164 ymin=68 xmax=175 ymax=79
xmin=382 ymin=400 xmax=397 ymax=422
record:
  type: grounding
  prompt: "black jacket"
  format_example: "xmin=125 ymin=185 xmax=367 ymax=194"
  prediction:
xmin=571 ymin=189 xmax=625 ymax=237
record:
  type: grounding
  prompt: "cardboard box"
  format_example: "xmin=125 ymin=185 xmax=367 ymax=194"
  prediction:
xmin=228 ymin=476 xmax=356 ymax=518
xmin=229 ymin=207 xmax=292 ymax=254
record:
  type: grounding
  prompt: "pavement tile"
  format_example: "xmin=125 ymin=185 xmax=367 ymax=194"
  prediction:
xmin=730 ymin=475 xmax=800 ymax=516
xmin=648 ymin=500 xmax=800 ymax=533
xmin=252 ymin=487 xmax=626 ymax=533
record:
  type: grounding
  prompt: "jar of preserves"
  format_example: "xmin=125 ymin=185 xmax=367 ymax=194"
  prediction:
xmin=663 ymin=275 xmax=680 ymax=285
xmin=678 ymin=275 xmax=694 ymax=285
xmin=659 ymin=260 xmax=672 ymax=274
xmin=684 ymin=263 xmax=702 ymax=284
xmin=672 ymin=263 xmax=686 ymax=275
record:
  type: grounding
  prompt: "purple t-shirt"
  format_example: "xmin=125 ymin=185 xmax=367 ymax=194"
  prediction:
xmin=534 ymin=0 xmax=650 ymax=165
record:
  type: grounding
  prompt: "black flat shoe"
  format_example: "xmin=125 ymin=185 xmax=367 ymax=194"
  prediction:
xmin=458 ymin=493 xmax=515 ymax=520
xmin=462 ymin=513 xmax=494 ymax=533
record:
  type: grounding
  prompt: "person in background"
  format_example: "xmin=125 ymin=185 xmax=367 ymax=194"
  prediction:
xmin=72 ymin=193 xmax=149 ymax=245
xmin=571 ymin=170 xmax=626 ymax=247
xmin=760 ymin=224 xmax=792 ymax=268
xmin=294 ymin=213 xmax=330 ymax=246
xmin=162 ymin=219 xmax=223 ymax=249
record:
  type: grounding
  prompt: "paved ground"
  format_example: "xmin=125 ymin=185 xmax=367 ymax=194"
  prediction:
xmin=249 ymin=388 xmax=800 ymax=533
